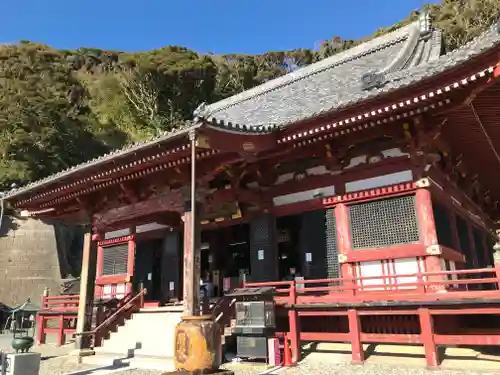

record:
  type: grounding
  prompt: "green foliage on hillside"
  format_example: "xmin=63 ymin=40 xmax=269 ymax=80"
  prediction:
xmin=0 ymin=0 xmax=499 ymax=189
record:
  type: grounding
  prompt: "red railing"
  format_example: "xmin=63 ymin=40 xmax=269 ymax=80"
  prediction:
xmin=244 ymin=267 xmax=500 ymax=305
xmin=42 ymin=294 xmax=80 ymax=312
xmin=77 ymin=288 xmax=147 ymax=348
xmin=36 ymin=294 xmax=80 ymax=346
xmin=245 ymin=267 xmax=500 ymax=368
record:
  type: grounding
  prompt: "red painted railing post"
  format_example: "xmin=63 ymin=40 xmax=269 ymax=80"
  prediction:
xmin=495 ymin=261 xmax=500 ymax=291
xmin=57 ymin=315 xmax=65 ymax=346
xmin=287 ymin=281 xmax=300 ymax=365
xmin=417 ymin=270 xmax=426 ymax=294
xmin=351 ymin=275 xmax=357 ymax=296
xmin=418 ymin=308 xmax=439 ymax=368
xmin=347 ymin=309 xmax=364 ymax=364
xmin=35 ymin=316 xmax=46 ymax=345
xmin=139 ymin=286 xmax=146 ymax=308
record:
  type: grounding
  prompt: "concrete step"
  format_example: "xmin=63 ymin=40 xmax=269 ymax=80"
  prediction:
xmin=139 ymin=306 xmax=183 ymax=313
xmin=82 ymin=352 xmax=133 ymax=368
xmin=95 ymin=310 xmax=181 ymax=358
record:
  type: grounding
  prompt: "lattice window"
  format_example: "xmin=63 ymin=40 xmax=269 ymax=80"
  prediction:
xmin=325 ymin=208 xmax=340 ymax=278
xmin=102 ymin=243 xmax=129 ymax=276
xmin=349 ymin=195 xmax=420 ymax=250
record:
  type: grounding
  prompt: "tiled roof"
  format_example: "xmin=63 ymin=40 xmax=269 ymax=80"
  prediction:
xmin=3 ymin=122 xmax=199 ymax=200
xmin=196 ymin=19 xmax=500 ymax=130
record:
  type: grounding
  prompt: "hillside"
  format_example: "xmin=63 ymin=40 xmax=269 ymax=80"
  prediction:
xmin=0 ymin=0 xmax=499 ymax=189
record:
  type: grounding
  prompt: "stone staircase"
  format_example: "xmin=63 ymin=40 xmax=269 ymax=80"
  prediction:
xmin=83 ymin=306 xmax=182 ymax=371
xmin=83 ymin=297 xmax=238 ymax=371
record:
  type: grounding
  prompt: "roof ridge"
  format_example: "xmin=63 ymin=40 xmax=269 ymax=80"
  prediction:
xmin=200 ymin=22 xmax=418 ymax=120
xmin=275 ymin=19 xmax=500 ymax=129
xmin=379 ymin=23 xmax=421 ymax=74
xmin=4 ymin=122 xmax=197 ymax=199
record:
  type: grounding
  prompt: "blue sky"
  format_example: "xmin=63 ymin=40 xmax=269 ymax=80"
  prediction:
xmin=2 ymin=0 xmax=434 ymax=54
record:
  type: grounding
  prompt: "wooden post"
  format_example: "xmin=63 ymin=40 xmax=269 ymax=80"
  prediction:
xmin=288 ymin=281 xmax=300 ymax=364
xmin=74 ymin=229 xmax=98 ymax=354
xmin=57 ymin=315 xmax=65 ymax=346
xmin=415 ymin=187 xmax=445 ymax=292
xmin=335 ymin=204 xmax=355 ymax=290
xmin=418 ymin=308 xmax=439 ymax=368
xmin=494 ymin=247 xmax=500 ymax=290
xmin=35 ymin=316 xmax=46 ymax=345
xmin=182 ymin=128 xmax=201 ymax=317
xmin=347 ymin=309 xmax=364 ymax=364
xmin=182 ymin=201 xmax=201 ymax=316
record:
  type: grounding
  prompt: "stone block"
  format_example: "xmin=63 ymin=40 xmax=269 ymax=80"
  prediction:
xmin=4 ymin=352 xmax=41 ymax=375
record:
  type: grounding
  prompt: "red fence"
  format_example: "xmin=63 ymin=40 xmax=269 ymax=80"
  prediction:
xmin=245 ymin=267 xmax=500 ymax=305
xmin=245 ymin=267 xmax=500 ymax=368
xmin=36 ymin=295 xmax=79 ymax=346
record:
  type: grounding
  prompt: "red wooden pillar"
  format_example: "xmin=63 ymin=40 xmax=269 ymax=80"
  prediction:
xmin=347 ymin=309 xmax=364 ymax=364
xmin=335 ymin=204 xmax=355 ymax=291
xmin=415 ymin=188 xmax=444 ymax=292
xmin=126 ymin=235 xmax=136 ymax=294
xmin=418 ymin=308 xmax=439 ymax=368
xmin=75 ymin=229 xmax=98 ymax=352
xmin=288 ymin=282 xmax=301 ymax=364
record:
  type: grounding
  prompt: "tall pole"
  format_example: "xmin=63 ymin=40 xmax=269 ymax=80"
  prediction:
xmin=182 ymin=129 xmax=200 ymax=316
xmin=190 ymin=131 xmax=197 ymax=292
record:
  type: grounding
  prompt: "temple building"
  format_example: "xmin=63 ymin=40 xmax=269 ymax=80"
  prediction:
xmin=4 ymin=15 xmax=500 ymax=368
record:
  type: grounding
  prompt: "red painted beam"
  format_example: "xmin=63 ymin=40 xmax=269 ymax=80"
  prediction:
xmin=360 ymin=333 xmax=422 ymax=344
xmin=434 ymin=334 xmax=500 ymax=346
xmin=300 ymin=332 xmax=350 ymax=342
xmin=344 ymin=244 xmax=426 ymax=263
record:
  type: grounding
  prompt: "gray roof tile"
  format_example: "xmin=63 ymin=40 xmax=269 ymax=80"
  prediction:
xmin=198 ymin=20 xmax=500 ymax=129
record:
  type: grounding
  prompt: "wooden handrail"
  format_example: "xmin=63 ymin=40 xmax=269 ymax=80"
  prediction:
xmin=76 ymin=288 xmax=147 ymax=337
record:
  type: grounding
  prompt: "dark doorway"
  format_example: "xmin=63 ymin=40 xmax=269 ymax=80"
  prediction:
xmin=276 ymin=215 xmax=302 ymax=280
xmin=134 ymin=238 xmax=164 ymax=302
xmin=225 ymin=224 xmax=251 ymax=279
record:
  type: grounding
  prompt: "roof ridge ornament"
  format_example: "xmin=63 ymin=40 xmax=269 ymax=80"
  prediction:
xmin=419 ymin=10 xmax=432 ymax=36
xmin=193 ymin=102 xmax=207 ymax=117
xmin=361 ymin=71 xmax=387 ymax=91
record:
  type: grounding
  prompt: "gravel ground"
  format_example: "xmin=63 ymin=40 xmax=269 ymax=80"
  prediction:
xmin=103 ymin=370 xmax=164 ymax=375
xmin=101 ymin=362 xmax=270 ymax=375
xmin=39 ymin=355 xmax=96 ymax=375
xmin=55 ymin=362 xmax=498 ymax=375
xmin=281 ymin=361 xmax=497 ymax=375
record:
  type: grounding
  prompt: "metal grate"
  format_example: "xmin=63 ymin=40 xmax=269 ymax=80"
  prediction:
xmin=349 ymin=195 xmax=419 ymax=250
xmin=102 ymin=243 xmax=129 ymax=276
xmin=236 ymin=336 xmax=268 ymax=359
xmin=325 ymin=208 xmax=340 ymax=278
